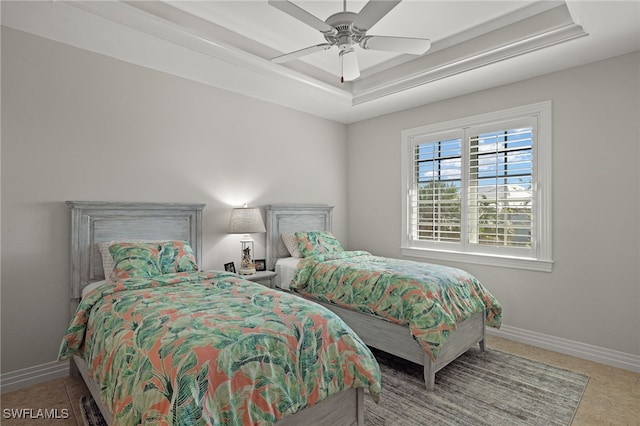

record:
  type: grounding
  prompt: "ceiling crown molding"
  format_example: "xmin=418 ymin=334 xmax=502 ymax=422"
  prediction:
xmin=352 ymin=4 xmax=587 ymax=105
xmin=68 ymin=1 xmax=352 ymax=101
xmin=63 ymin=1 xmax=587 ymax=109
xmin=3 ymin=1 xmax=637 ymax=123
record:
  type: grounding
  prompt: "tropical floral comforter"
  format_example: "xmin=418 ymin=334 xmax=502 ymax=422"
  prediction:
xmin=291 ymin=251 xmax=502 ymax=361
xmin=58 ymin=271 xmax=381 ymax=425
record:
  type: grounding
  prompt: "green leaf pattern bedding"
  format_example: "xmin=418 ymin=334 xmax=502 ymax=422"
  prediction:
xmin=59 ymin=271 xmax=381 ymax=425
xmin=290 ymin=251 xmax=502 ymax=361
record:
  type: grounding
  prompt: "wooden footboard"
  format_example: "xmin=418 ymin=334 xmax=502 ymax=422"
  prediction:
xmin=72 ymin=356 xmax=365 ymax=426
xmin=427 ymin=311 xmax=485 ymax=390
xmin=279 ymin=387 xmax=364 ymax=426
xmin=310 ymin=300 xmax=485 ymax=391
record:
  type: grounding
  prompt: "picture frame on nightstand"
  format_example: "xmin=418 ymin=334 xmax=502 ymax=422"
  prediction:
xmin=254 ymin=259 xmax=266 ymax=272
xmin=223 ymin=262 xmax=236 ymax=273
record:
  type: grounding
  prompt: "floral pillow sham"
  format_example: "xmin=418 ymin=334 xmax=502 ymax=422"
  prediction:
xmin=108 ymin=240 xmax=199 ymax=281
xmin=295 ymin=231 xmax=344 ymax=257
xmin=98 ymin=239 xmax=161 ymax=282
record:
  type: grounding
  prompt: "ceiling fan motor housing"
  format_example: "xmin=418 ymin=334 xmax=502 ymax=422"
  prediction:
xmin=323 ymin=11 xmax=364 ymax=51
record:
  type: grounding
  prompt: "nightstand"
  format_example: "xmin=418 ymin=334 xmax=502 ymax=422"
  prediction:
xmin=242 ymin=270 xmax=277 ymax=288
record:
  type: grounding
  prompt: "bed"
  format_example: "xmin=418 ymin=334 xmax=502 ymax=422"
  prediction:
xmin=265 ymin=204 xmax=502 ymax=391
xmin=59 ymin=201 xmax=381 ymax=426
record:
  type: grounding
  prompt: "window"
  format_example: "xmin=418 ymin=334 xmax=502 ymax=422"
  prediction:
xmin=401 ymin=102 xmax=553 ymax=272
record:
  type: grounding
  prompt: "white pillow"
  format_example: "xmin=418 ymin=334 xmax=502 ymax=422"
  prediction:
xmin=281 ymin=233 xmax=302 ymax=258
xmin=97 ymin=239 xmax=163 ymax=282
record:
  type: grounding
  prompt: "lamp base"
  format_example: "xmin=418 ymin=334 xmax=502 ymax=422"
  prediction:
xmin=238 ymin=267 xmax=256 ymax=275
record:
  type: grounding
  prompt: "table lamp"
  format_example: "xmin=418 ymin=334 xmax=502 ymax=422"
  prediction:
xmin=228 ymin=205 xmax=266 ymax=275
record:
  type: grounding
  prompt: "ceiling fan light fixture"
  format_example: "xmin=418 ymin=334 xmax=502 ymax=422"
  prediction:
xmin=340 ymin=49 xmax=360 ymax=82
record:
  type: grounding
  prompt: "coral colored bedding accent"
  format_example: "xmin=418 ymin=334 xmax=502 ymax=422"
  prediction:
xmin=59 ymin=271 xmax=381 ymax=425
xmin=290 ymin=251 xmax=502 ymax=361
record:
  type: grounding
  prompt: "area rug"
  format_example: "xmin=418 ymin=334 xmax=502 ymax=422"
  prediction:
xmin=365 ymin=347 xmax=589 ymax=426
xmin=80 ymin=395 xmax=107 ymax=426
xmin=80 ymin=348 xmax=588 ymax=425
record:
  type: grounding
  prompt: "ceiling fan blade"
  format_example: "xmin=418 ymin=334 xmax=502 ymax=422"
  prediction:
xmin=340 ymin=49 xmax=360 ymax=82
xmin=352 ymin=0 xmax=402 ymax=33
xmin=268 ymin=0 xmax=337 ymax=35
xmin=360 ymin=35 xmax=431 ymax=55
xmin=271 ymin=43 xmax=333 ymax=63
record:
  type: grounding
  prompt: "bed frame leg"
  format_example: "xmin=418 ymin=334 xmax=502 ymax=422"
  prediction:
xmin=479 ymin=338 xmax=486 ymax=352
xmin=356 ymin=388 xmax=365 ymax=426
xmin=69 ymin=359 xmax=80 ymax=378
xmin=423 ymin=355 xmax=435 ymax=391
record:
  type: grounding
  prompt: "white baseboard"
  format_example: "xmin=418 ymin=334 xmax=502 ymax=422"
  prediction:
xmin=2 ymin=327 xmax=638 ymax=393
xmin=487 ymin=325 xmax=640 ymax=373
xmin=1 ymin=360 xmax=70 ymax=393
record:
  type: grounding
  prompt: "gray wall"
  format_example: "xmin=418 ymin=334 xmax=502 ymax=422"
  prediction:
xmin=1 ymin=27 xmax=348 ymax=375
xmin=347 ymin=52 xmax=640 ymax=358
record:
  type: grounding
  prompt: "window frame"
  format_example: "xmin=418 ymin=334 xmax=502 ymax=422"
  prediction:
xmin=401 ymin=102 xmax=553 ymax=272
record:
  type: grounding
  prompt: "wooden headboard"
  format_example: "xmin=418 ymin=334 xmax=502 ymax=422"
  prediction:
xmin=264 ymin=204 xmax=333 ymax=271
xmin=66 ymin=201 xmax=205 ymax=307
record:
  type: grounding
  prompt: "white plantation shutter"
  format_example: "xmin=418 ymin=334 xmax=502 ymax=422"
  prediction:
xmin=409 ymin=132 xmax=463 ymax=247
xmin=467 ymin=119 xmax=535 ymax=256
xmin=401 ymin=102 xmax=553 ymax=271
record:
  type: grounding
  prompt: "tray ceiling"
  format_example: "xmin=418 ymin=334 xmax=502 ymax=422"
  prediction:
xmin=2 ymin=1 xmax=639 ymax=123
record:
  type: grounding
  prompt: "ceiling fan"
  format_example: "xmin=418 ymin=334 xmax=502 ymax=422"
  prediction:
xmin=268 ymin=0 xmax=431 ymax=82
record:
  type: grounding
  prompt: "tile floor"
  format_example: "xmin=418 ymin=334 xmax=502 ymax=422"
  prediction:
xmin=1 ymin=335 xmax=638 ymax=425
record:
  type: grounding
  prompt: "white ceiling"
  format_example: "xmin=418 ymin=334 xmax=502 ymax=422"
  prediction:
xmin=167 ymin=1 xmax=540 ymax=76
xmin=2 ymin=1 xmax=639 ymax=123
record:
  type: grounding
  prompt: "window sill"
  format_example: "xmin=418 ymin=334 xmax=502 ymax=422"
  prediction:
xmin=400 ymin=247 xmax=553 ymax=272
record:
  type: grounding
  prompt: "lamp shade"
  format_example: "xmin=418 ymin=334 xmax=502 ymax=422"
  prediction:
xmin=228 ymin=207 xmax=266 ymax=234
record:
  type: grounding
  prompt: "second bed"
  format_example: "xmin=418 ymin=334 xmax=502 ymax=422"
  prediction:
xmin=265 ymin=204 xmax=502 ymax=391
